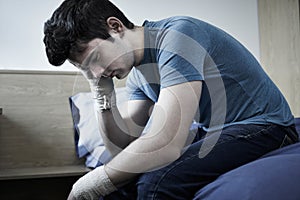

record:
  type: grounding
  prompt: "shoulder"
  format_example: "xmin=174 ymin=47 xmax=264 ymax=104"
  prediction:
xmin=144 ymin=16 xmax=212 ymax=49
xmin=144 ymin=16 xmax=207 ymax=32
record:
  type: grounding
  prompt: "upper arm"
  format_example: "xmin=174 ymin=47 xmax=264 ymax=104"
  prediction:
xmin=140 ymin=80 xmax=202 ymax=153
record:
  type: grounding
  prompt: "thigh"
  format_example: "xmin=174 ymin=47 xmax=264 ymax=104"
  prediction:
xmin=136 ymin=124 xmax=292 ymax=200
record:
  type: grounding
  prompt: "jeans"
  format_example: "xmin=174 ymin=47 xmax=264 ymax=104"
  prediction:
xmin=103 ymin=123 xmax=299 ymax=200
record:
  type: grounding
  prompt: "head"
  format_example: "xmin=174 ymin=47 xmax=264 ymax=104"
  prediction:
xmin=43 ymin=0 xmax=134 ymax=69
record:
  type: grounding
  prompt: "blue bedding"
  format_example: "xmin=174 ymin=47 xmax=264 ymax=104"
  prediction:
xmin=194 ymin=118 xmax=300 ymax=200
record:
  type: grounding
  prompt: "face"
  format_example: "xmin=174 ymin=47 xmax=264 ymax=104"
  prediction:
xmin=71 ymin=36 xmax=135 ymax=80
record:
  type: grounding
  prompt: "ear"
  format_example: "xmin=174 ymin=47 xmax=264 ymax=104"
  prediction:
xmin=106 ymin=17 xmax=124 ymax=33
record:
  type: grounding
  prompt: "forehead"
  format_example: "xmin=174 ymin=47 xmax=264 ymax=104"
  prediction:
xmin=73 ymin=38 xmax=103 ymax=65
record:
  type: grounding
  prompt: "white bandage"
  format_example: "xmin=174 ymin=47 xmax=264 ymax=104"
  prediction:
xmin=72 ymin=165 xmax=117 ymax=200
xmin=91 ymin=86 xmax=116 ymax=112
xmin=89 ymin=77 xmax=115 ymax=113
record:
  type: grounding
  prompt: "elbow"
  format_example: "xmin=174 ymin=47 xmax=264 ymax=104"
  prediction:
xmin=156 ymin=144 xmax=184 ymax=166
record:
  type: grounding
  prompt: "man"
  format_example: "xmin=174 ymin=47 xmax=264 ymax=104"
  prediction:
xmin=43 ymin=0 xmax=298 ymax=199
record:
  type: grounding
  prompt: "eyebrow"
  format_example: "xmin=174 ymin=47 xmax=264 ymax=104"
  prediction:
xmin=67 ymin=50 xmax=95 ymax=70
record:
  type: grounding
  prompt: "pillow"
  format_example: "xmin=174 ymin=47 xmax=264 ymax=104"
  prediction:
xmin=69 ymin=87 xmax=128 ymax=168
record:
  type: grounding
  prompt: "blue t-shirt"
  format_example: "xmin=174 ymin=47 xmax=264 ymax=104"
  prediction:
xmin=126 ymin=16 xmax=294 ymax=131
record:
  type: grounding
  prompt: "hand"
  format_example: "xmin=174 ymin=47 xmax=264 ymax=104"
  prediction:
xmin=90 ymin=77 xmax=115 ymax=112
xmin=80 ymin=68 xmax=115 ymax=112
xmin=79 ymin=68 xmax=114 ymax=95
xmin=89 ymin=76 xmax=114 ymax=96
xmin=71 ymin=165 xmax=117 ymax=200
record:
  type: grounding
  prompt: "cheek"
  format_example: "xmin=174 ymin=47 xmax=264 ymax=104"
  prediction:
xmin=110 ymin=51 xmax=134 ymax=69
xmin=119 ymin=51 xmax=135 ymax=67
xmin=101 ymin=52 xmax=124 ymax=69
xmin=101 ymin=42 xmax=134 ymax=69
xmin=111 ymin=41 xmax=134 ymax=65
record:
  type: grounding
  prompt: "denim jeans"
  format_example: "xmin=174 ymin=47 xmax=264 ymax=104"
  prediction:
xmin=103 ymin=123 xmax=299 ymax=200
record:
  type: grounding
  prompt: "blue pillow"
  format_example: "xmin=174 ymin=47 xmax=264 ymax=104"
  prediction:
xmin=69 ymin=88 xmax=128 ymax=168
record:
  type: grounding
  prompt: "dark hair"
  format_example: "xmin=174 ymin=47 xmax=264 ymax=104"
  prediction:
xmin=43 ymin=0 xmax=134 ymax=66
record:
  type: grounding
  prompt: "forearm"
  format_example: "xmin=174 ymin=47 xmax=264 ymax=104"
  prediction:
xmin=105 ymin=100 xmax=193 ymax=185
xmin=97 ymin=101 xmax=137 ymax=156
xmin=105 ymin=125 xmax=188 ymax=187
xmin=88 ymin=77 xmax=139 ymax=156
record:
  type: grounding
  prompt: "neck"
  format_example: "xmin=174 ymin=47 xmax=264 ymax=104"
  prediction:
xmin=130 ymin=26 xmax=144 ymax=66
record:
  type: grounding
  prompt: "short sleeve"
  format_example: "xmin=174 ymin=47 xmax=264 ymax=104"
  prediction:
xmin=126 ymin=68 xmax=160 ymax=102
xmin=154 ymin=18 xmax=209 ymax=88
xmin=126 ymin=70 xmax=150 ymax=100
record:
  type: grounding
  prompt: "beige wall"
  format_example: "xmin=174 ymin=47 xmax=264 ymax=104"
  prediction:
xmin=0 ymin=70 xmax=125 ymax=172
xmin=258 ymin=0 xmax=300 ymax=117
xmin=0 ymin=71 xmax=89 ymax=170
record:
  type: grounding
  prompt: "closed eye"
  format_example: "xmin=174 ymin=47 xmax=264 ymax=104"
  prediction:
xmin=82 ymin=49 xmax=101 ymax=70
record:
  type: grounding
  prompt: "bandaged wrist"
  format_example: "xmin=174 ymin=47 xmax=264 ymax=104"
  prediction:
xmin=72 ymin=165 xmax=117 ymax=200
xmin=94 ymin=92 xmax=113 ymax=111
xmin=91 ymin=85 xmax=116 ymax=112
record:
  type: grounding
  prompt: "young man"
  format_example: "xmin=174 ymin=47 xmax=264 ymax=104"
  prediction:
xmin=44 ymin=0 xmax=298 ymax=199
